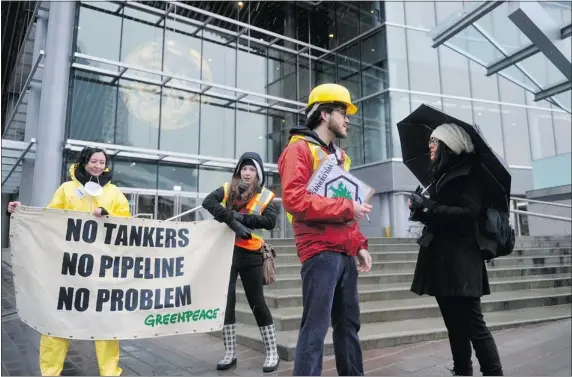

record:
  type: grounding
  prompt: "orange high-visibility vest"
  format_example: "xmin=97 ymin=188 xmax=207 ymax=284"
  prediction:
xmin=221 ymin=183 xmax=275 ymax=251
xmin=285 ymin=134 xmax=352 ymax=224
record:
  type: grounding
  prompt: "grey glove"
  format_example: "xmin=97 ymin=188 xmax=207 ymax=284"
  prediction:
xmin=228 ymin=219 xmax=252 ymax=240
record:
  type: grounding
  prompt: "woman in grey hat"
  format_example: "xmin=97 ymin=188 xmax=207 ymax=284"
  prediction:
xmin=407 ymin=123 xmax=504 ymax=376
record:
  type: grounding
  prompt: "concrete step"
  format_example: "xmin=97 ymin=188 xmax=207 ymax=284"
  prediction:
xmin=266 ymin=236 xmax=572 ymax=247
xmin=236 ymin=273 xmax=572 ymax=309
xmin=235 ymin=287 xmax=571 ymax=331
xmin=273 ymin=247 xmax=572 ymax=264
xmin=275 ymin=255 xmax=572 ymax=275
xmin=272 ymin=244 xmax=572 ymax=255
xmin=225 ymin=304 xmax=571 ymax=361
xmin=244 ymin=265 xmax=572 ymax=290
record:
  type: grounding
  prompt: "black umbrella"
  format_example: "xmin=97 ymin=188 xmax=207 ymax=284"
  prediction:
xmin=397 ymin=104 xmax=512 ymax=211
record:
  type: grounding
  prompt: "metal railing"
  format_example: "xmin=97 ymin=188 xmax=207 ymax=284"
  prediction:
xmin=511 ymin=196 xmax=572 ymax=208
xmin=511 ymin=208 xmax=571 ymax=222
xmin=165 ymin=206 xmax=204 ymax=222
xmin=131 ymin=213 xmax=153 ymax=219
xmin=393 ymin=191 xmax=571 ymax=223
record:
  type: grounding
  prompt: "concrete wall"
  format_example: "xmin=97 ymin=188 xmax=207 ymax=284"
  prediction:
xmin=526 ymin=185 xmax=572 ymax=236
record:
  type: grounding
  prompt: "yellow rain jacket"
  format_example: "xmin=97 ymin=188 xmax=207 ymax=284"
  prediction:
xmin=40 ymin=164 xmax=130 ymax=376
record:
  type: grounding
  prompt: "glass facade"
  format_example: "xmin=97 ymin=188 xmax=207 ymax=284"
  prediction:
xmin=68 ymin=2 xmax=388 ymax=193
xmin=384 ymin=1 xmax=571 ymax=167
xmin=3 ymin=1 xmax=569 ymax=236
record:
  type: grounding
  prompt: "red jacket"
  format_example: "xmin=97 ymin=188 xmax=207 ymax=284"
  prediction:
xmin=278 ymin=127 xmax=368 ymax=263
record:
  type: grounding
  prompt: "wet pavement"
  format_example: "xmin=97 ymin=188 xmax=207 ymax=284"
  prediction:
xmin=2 ymin=263 xmax=570 ymax=376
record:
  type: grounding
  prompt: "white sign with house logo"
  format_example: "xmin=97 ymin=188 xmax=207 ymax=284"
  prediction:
xmin=307 ymin=159 xmax=375 ymax=204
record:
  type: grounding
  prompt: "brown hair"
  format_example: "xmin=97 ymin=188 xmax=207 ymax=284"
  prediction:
xmin=225 ymin=175 xmax=258 ymax=210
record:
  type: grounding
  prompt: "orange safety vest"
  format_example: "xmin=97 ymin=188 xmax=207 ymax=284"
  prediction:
xmin=285 ymin=134 xmax=352 ymax=224
xmin=221 ymin=183 xmax=276 ymax=251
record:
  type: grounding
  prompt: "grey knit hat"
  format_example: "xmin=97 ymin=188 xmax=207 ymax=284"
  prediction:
xmin=431 ymin=123 xmax=475 ymax=155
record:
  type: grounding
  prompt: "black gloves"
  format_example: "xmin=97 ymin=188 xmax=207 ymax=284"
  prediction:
xmin=408 ymin=186 xmax=429 ymax=223
xmin=409 ymin=192 xmax=426 ymax=210
xmin=232 ymin=211 xmax=245 ymax=224
xmin=228 ymin=219 xmax=252 ymax=240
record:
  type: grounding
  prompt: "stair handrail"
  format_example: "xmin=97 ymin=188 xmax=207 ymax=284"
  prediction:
xmin=510 ymin=197 xmax=572 ymax=208
xmin=511 ymin=209 xmax=571 ymax=222
xmin=393 ymin=192 xmax=571 ymax=222
xmin=165 ymin=206 xmax=203 ymax=222
xmin=131 ymin=213 xmax=153 ymax=219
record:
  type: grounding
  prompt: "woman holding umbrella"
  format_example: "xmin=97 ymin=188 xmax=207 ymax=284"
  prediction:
xmin=407 ymin=123 xmax=504 ymax=376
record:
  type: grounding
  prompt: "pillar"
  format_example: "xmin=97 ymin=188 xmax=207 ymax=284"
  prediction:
xmin=31 ymin=1 xmax=76 ymax=207
xmin=20 ymin=9 xmax=48 ymax=205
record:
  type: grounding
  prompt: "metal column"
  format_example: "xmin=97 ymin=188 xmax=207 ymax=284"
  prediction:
xmin=20 ymin=9 xmax=48 ymax=205
xmin=31 ymin=2 xmax=75 ymax=207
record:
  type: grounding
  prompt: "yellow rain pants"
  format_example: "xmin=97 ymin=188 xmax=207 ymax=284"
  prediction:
xmin=39 ymin=334 xmax=122 ymax=376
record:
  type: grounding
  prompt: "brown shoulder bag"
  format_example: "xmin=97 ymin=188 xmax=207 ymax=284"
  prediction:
xmin=262 ymin=242 xmax=277 ymax=285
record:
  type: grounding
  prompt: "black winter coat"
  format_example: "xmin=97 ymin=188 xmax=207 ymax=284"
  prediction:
xmin=410 ymin=156 xmax=491 ymax=298
xmin=202 ymin=185 xmax=278 ymax=267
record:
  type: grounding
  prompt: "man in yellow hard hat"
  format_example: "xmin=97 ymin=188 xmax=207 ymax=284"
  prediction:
xmin=277 ymin=83 xmax=372 ymax=376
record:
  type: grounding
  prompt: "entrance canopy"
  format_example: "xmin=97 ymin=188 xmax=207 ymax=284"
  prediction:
xmin=1 ymin=138 xmax=279 ymax=195
xmin=430 ymin=1 xmax=571 ymax=113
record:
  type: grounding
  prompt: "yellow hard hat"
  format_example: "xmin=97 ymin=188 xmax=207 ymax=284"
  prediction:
xmin=307 ymin=83 xmax=358 ymax=115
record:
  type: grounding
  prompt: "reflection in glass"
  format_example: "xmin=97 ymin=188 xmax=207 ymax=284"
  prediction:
xmin=473 ymin=2 xmax=531 ymax=56
xmin=527 ymin=109 xmax=556 ymax=160
xmin=238 ymin=49 xmax=268 ymax=94
xmin=69 ymin=73 xmax=118 ymax=144
xmin=404 ymin=0 xmax=436 ymax=29
xmin=337 ymin=43 xmax=362 ymax=99
xmin=342 ymin=125 xmax=365 ymax=166
xmin=500 ymin=105 xmax=531 ymax=166
xmin=198 ymin=167 xmax=233 ymax=194
xmin=76 ymin=5 xmax=121 ymax=64
xmin=406 ymin=29 xmax=440 ymax=93
xmin=439 ymin=46 xmax=471 ymax=97
xmin=157 ymin=196 xmax=175 ymax=220
xmin=442 ymin=98 xmax=473 ymax=124
xmin=385 ymin=26 xmax=409 ymax=90
xmin=159 ymin=87 xmax=200 ymax=153
xmin=498 ymin=75 xmax=526 ymax=106
xmin=390 ymin=91 xmax=411 ymax=158
xmin=236 ymin=110 xmax=267 ymax=159
xmin=200 ymin=98 xmax=235 ymax=158
xmin=552 ymin=110 xmax=572 ymax=154
xmin=267 ymin=48 xmax=298 ymax=102
xmin=202 ymin=30 xmax=236 ymax=86
xmin=362 ymin=93 xmax=390 ymax=162
xmin=158 ymin=164 xmax=197 ymax=192
xmin=468 ymin=61 xmax=499 ymax=102
xmin=472 ymin=102 xmax=505 ymax=159
xmin=116 ymin=79 xmax=160 ymax=149
xmin=114 ymin=159 xmax=158 ymax=189
xmin=137 ymin=195 xmax=156 ymax=220
xmin=121 ymin=7 xmax=164 ymax=76
xmin=360 ymin=31 xmax=388 ymax=96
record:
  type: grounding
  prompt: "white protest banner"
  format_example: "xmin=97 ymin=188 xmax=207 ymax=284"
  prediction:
xmin=9 ymin=206 xmax=236 ymax=340
xmin=307 ymin=159 xmax=375 ymax=204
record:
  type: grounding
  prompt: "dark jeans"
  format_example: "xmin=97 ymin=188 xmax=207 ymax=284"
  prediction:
xmin=436 ymin=297 xmax=504 ymax=376
xmin=293 ymin=251 xmax=363 ymax=376
xmin=224 ymin=260 xmax=273 ymax=327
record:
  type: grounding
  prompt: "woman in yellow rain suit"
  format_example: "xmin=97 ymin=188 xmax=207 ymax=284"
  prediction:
xmin=7 ymin=146 xmax=130 ymax=376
